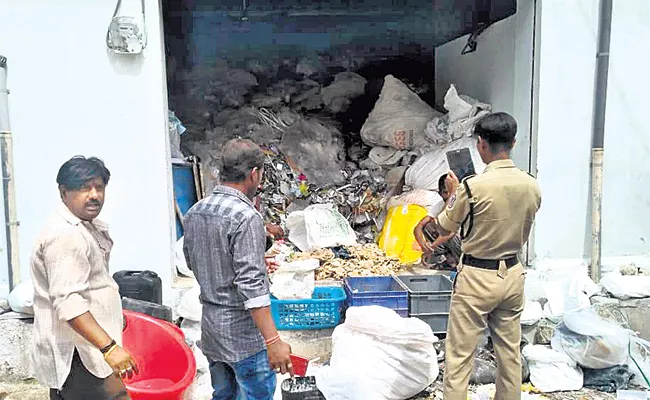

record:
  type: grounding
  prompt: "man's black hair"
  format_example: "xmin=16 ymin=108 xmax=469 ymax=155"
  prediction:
xmin=474 ymin=112 xmax=518 ymax=152
xmin=220 ymin=139 xmax=265 ymax=183
xmin=438 ymin=173 xmax=448 ymax=194
xmin=56 ymin=156 xmax=111 ymax=190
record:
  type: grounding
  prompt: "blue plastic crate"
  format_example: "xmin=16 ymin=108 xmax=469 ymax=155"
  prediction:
xmin=344 ymin=276 xmax=408 ymax=317
xmin=271 ymin=286 xmax=346 ymax=331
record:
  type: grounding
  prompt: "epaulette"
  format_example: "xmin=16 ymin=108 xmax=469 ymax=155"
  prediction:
xmin=521 ymin=169 xmax=537 ymax=178
xmin=460 ymin=174 xmax=476 ymax=183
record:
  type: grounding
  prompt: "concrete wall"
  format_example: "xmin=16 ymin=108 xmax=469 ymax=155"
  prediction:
xmin=434 ymin=0 xmax=536 ymax=172
xmin=0 ymin=0 xmax=175 ymax=298
xmin=535 ymin=0 xmax=650 ymax=264
xmin=600 ymin=0 xmax=650 ymax=259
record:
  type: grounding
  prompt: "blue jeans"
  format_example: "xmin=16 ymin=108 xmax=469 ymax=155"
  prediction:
xmin=209 ymin=349 xmax=276 ymax=400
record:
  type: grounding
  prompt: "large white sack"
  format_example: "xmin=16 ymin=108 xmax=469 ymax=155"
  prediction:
xmin=386 ymin=189 xmax=445 ymax=217
xmin=177 ymin=285 xmax=201 ymax=322
xmin=269 ymin=259 xmax=319 ymax=300
xmin=286 ymin=204 xmax=357 ymax=251
xmin=360 ymin=75 xmax=439 ymax=150
xmin=175 ymin=236 xmax=195 ymax=278
xmin=314 ymin=306 xmax=439 ymax=400
xmin=601 ymin=271 xmax=650 ymax=299
xmin=424 ymin=85 xmax=491 ymax=145
xmin=8 ymin=280 xmax=34 ymax=315
xmin=522 ymin=345 xmax=584 ymax=393
xmin=405 ymin=136 xmax=486 ymax=191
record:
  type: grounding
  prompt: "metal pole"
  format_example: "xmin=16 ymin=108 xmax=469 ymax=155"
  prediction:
xmin=0 ymin=55 xmax=20 ymax=291
xmin=589 ymin=0 xmax=613 ymax=283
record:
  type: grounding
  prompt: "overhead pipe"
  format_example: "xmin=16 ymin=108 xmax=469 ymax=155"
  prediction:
xmin=589 ymin=0 xmax=613 ymax=283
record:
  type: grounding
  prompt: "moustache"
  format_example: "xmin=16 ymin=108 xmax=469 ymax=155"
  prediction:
xmin=86 ymin=201 xmax=101 ymax=207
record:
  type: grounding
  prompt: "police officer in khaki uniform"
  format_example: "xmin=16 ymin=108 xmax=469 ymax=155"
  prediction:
xmin=436 ymin=112 xmax=541 ymax=400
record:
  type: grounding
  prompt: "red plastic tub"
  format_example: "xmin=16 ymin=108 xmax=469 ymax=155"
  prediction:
xmin=122 ymin=310 xmax=196 ymax=400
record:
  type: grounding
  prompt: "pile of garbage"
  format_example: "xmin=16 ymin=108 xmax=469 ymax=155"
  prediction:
xmin=510 ymin=267 xmax=650 ymax=395
xmin=290 ymin=243 xmax=404 ymax=281
xmin=171 ymin=55 xmax=494 ymax=263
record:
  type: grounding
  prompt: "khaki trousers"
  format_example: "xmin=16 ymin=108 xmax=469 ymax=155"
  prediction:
xmin=443 ymin=262 xmax=525 ymax=400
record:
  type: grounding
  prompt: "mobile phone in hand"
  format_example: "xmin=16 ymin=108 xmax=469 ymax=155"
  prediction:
xmin=446 ymin=148 xmax=476 ymax=182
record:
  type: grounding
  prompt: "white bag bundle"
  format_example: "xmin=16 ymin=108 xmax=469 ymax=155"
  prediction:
xmin=360 ymin=75 xmax=439 ymax=150
xmin=424 ymin=85 xmax=491 ymax=145
xmin=270 ymin=259 xmax=320 ymax=300
xmin=405 ymin=136 xmax=485 ymax=191
xmin=552 ymin=307 xmax=631 ymax=369
xmin=522 ymin=345 xmax=584 ymax=393
xmin=286 ymin=204 xmax=357 ymax=251
xmin=314 ymin=306 xmax=439 ymax=400
xmin=601 ymin=271 xmax=650 ymax=299
xmin=8 ymin=280 xmax=34 ymax=315
xmin=386 ymin=189 xmax=445 ymax=218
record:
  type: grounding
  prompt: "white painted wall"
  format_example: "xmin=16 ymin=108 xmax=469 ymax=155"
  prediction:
xmin=434 ymin=0 xmax=536 ymax=172
xmin=0 ymin=0 xmax=175 ymax=299
xmin=601 ymin=0 xmax=650 ymax=258
xmin=534 ymin=0 xmax=599 ymax=261
xmin=528 ymin=0 xmax=650 ymax=265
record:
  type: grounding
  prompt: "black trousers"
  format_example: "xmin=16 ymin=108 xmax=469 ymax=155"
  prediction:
xmin=50 ymin=350 xmax=130 ymax=400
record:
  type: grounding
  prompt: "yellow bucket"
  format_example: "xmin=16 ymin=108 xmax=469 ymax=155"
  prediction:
xmin=378 ymin=204 xmax=429 ymax=265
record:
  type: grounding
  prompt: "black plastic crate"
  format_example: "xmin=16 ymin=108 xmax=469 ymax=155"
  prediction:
xmin=344 ymin=276 xmax=408 ymax=317
xmin=281 ymin=376 xmax=326 ymax=400
xmin=395 ymin=275 xmax=452 ymax=315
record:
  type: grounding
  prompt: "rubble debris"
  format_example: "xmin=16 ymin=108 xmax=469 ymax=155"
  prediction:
xmin=468 ymin=342 xmax=529 ymax=385
xmin=536 ymin=318 xmax=559 ymax=345
xmin=279 ymin=116 xmax=346 ymax=186
xmin=290 ymin=243 xmax=404 ymax=281
xmin=592 ymin=301 xmax=630 ymax=329
xmin=170 ymin=57 xmax=487 ymax=248
xmin=258 ymin=144 xmax=387 ymax=242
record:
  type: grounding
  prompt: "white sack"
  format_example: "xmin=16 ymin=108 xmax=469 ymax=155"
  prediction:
xmin=314 ymin=306 xmax=439 ymax=400
xmin=270 ymin=259 xmax=319 ymax=300
xmin=542 ymin=274 xmax=599 ymax=322
xmin=405 ymin=136 xmax=486 ymax=191
xmin=601 ymin=271 xmax=650 ymax=299
xmin=386 ymin=189 xmax=445 ymax=217
xmin=425 ymin=85 xmax=491 ymax=145
xmin=286 ymin=204 xmax=357 ymax=251
xmin=521 ymin=301 xmax=544 ymax=326
xmin=552 ymin=307 xmax=631 ymax=369
xmin=522 ymin=345 xmax=584 ymax=393
xmin=8 ymin=280 xmax=34 ymax=315
xmin=175 ymin=236 xmax=194 ymax=278
xmin=177 ymin=285 xmax=202 ymax=322
xmin=360 ymin=75 xmax=439 ymax=150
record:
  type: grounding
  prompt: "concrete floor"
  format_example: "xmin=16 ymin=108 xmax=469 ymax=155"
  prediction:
xmin=0 ymin=380 xmax=48 ymax=400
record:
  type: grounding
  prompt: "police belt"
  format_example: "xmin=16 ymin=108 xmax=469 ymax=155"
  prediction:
xmin=463 ymin=254 xmax=519 ymax=270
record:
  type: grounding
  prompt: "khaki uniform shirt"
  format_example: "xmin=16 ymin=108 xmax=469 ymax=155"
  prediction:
xmin=30 ymin=203 xmax=123 ymax=389
xmin=438 ymin=159 xmax=541 ymax=259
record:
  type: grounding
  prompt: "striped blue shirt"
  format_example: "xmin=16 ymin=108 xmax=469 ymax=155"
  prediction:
xmin=183 ymin=185 xmax=270 ymax=363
